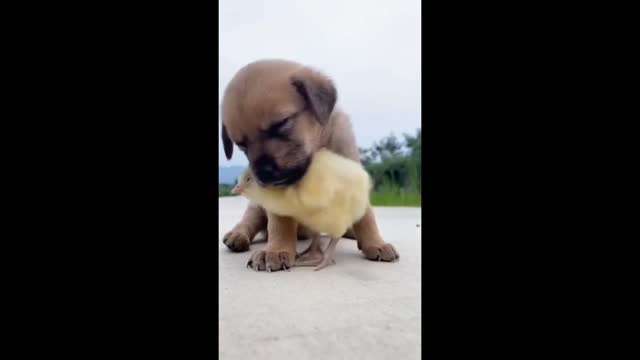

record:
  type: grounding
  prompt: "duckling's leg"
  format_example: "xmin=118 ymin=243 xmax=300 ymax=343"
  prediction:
xmin=295 ymin=234 xmax=325 ymax=266
xmin=314 ymin=237 xmax=340 ymax=271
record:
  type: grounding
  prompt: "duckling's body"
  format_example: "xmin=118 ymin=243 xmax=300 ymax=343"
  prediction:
xmin=232 ymin=149 xmax=372 ymax=270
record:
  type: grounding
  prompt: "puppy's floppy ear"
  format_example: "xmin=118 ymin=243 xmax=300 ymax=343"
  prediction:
xmin=291 ymin=68 xmax=337 ymax=124
xmin=221 ymin=124 xmax=233 ymax=160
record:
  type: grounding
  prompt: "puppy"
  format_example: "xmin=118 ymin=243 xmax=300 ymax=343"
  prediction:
xmin=221 ymin=59 xmax=399 ymax=272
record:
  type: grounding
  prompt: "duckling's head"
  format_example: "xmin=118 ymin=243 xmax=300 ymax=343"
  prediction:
xmin=231 ymin=169 xmax=256 ymax=196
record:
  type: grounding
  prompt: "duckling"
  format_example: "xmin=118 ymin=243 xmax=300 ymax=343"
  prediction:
xmin=231 ymin=149 xmax=372 ymax=271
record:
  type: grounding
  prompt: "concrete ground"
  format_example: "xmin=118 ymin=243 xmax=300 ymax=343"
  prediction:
xmin=219 ymin=196 xmax=421 ymax=360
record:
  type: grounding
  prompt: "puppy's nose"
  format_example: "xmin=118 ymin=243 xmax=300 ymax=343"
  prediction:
xmin=262 ymin=163 xmax=275 ymax=174
xmin=254 ymin=156 xmax=280 ymax=183
xmin=259 ymin=162 xmax=277 ymax=177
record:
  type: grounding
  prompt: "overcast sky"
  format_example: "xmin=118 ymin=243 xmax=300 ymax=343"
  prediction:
xmin=219 ymin=0 xmax=421 ymax=166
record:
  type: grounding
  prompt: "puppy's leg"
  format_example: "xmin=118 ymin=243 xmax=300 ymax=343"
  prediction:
xmin=342 ymin=228 xmax=357 ymax=240
xmin=352 ymin=206 xmax=400 ymax=262
xmin=297 ymin=224 xmax=315 ymax=240
xmin=247 ymin=212 xmax=297 ymax=272
xmin=222 ymin=202 xmax=267 ymax=252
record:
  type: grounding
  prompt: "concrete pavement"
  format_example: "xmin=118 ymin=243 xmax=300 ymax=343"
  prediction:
xmin=219 ymin=196 xmax=422 ymax=360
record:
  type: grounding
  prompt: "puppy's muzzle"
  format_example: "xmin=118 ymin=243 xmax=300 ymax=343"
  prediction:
xmin=253 ymin=156 xmax=310 ymax=186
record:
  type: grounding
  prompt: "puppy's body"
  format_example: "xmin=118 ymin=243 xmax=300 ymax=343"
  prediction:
xmin=221 ymin=59 xmax=399 ymax=272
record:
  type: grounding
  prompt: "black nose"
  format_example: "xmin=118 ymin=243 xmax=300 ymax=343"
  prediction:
xmin=254 ymin=156 xmax=280 ymax=184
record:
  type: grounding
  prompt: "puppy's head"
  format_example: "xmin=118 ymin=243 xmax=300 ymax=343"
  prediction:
xmin=221 ymin=59 xmax=337 ymax=186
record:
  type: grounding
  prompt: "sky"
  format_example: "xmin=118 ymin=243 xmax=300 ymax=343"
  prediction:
xmin=219 ymin=0 xmax=421 ymax=166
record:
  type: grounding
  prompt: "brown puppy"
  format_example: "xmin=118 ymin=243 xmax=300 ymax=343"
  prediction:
xmin=221 ymin=59 xmax=399 ymax=271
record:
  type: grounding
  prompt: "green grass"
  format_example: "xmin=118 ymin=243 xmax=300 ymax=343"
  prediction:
xmin=370 ymin=187 xmax=421 ymax=207
xmin=219 ymin=184 xmax=236 ymax=197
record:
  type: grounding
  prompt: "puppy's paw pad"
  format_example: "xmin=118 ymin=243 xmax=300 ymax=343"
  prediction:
xmin=223 ymin=230 xmax=250 ymax=252
xmin=363 ymin=243 xmax=400 ymax=262
xmin=248 ymin=250 xmax=294 ymax=272
xmin=247 ymin=250 xmax=266 ymax=271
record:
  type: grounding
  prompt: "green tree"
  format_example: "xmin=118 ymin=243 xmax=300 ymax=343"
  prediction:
xmin=362 ymin=128 xmax=421 ymax=194
xmin=372 ymin=133 xmax=403 ymax=161
xmin=403 ymin=128 xmax=421 ymax=158
xmin=359 ymin=147 xmax=376 ymax=166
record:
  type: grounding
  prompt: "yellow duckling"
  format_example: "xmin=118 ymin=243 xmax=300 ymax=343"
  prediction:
xmin=232 ymin=149 xmax=372 ymax=270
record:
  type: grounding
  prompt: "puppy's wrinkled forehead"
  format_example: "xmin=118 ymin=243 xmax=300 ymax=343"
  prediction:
xmin=222 ymin=60 xmax=305 ymax=140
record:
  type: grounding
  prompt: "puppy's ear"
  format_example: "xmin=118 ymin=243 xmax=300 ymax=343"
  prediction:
xmin=291 ymin=68 xmax=337 ymax=124
xmin=221 ymin=124 xmax=233 ymax=160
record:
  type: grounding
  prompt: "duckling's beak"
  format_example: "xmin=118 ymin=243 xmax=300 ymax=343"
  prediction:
xmin=231 ymin=184 xmax=244 ymax=195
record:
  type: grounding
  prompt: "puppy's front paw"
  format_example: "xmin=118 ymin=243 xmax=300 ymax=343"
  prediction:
xmin=362 ymin=243 xmax=400 ymax=262
xmin=223 ymin=230 xmax=250 ymax=252
xmin=247 ymin=249 xmax=294 ymax=272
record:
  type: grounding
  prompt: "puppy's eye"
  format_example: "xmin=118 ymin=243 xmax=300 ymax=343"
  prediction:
xmin=267 ymin=117 xmax=292 ymax=136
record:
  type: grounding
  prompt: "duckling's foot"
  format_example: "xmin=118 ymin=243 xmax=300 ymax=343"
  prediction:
xmin=295 ymin=235 xmax=325 ymax=266
xmin=295 ymin=248 xmax=324 ymax=266
xmin=314 ymin=256 xmax=336 ymax=271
